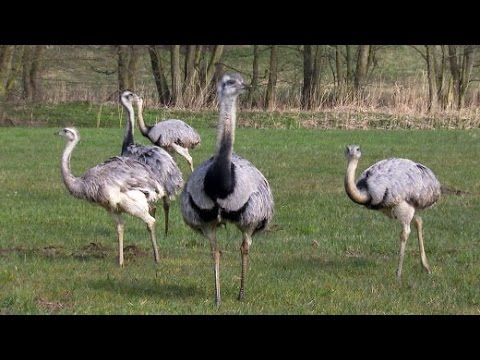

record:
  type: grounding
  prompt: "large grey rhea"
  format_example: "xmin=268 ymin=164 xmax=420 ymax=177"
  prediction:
xmin=120 ymin=90 xmax=183 ymax=237
xmin=57 ymin=127 xmax=165 ymax=267
xmin=135 ymin=95 xmax=201 ymax=172
xmin=180 ymin=73 xmax=274 ymax=305
xmin=344 ymin=145 xmax=441 ymax=279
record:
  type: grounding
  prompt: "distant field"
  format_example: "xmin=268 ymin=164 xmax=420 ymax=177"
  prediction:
xmin=0 ymin=127 xmax=479 ymax=314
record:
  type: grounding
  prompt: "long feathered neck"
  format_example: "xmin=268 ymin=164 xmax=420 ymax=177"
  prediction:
xmin=61 ymin=137 xmax=84 ymax=199
xmin=215 ymin=94 xmax=236 ymax=162
xmin=121 ymin=99 xmax=135 ymax=155
xmin=344 ymin=157 xmax=370 ymax=205
xmin=204 ymin=94 xmax=237 ymax=199
xmin=136 ymin=101 xmax=151 ymax=138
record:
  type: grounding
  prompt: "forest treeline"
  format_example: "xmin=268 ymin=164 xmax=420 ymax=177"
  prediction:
xmin=0 ymin=45 xmax=479 ymax=119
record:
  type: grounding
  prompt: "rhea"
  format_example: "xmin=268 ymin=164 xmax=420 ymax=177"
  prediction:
xmin=344 ymin=145 xmax=441 ymax=278
xmin=58 ymin=127 xmax=165 ymax=267
xmin=180 ymin=73 xmax=274 ymax=305
xmin=135 ymin=96 xmax=201 ymax=172
xmin=120 ymin=90 xmax=183 ymax=236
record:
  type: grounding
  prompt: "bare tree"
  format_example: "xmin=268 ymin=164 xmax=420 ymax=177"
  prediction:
xmin=116 ymin=45 xmax=141 ymax=92
xmin=425 ymin=45 xmax=439 ymax=112
xmin=127 ymin=46 xmax=142 ymax=92
xmin=247 ymin=45 xmax=260 ymax=108
xmin=148 ymin=45 xmax=171 ymax=105
xmin=170 ymin=45 xmax=184 ymax=107
xmin=0 ymin=45 xmax=15 ymax=119
xmin=22 ymin=45 xmax=45 ymax=102
xmin=335 ymin=45 xmax=345 ymax=102
xmin=448 ymin=45 xmax=476 ymax=109
xmin=0 ymin=45 xmax=15 ymax=96
xmin=354 ymin=45 xmax=370 ymax=92
xmin=301 ymin=45 xmax=313 ymax=109
xmin=302 ymin=45 xmax=325 ymax=109
xmin=183 ymin=45 xmax=197 ymax=104
xmin=117 ymin=45 xmax=130 ymax=91
xmin=265 ymin=45 xmax=278 ymax=110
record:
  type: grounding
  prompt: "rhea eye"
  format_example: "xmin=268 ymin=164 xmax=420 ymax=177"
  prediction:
xmin=226 ymin=80 xmax=236 ymax=85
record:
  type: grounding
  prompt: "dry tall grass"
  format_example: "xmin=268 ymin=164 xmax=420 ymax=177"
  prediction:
xmin=9 ymin=72 xmax=480 ymax=130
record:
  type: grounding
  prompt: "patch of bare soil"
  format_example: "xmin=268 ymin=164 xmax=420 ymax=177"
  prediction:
xmin=35 ymin=291 xmax=73 ymax=314
xmin=123 ymin=244 xmax=148 ymax=260
xmin=73 ymin=242 xmax=109 ymax=259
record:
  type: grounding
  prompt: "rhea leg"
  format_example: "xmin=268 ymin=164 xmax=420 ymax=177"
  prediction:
xmin=392 ymin=202 xmax=415 ymax=279
xmin=146 ymin=217 xmax=160 ymax=264
xmin=129 ymin=208 xmax=160 ymax=263
xmin=396 ymin=223 xmax=411 ymax=279
xmin=203 ymin=225 xmax=221 ymax=306
xmin=238 ymin=230 xmax=253 ymax=301
xmin=163 ymin=197 xmax=170 ymax=236
xmin=119 ymin=194 xmax=160 ymax=264
xmin=414 ymin=215 xmax=431 ymax=274
xmin=171 ymin=143 xmax=194 ymax=172
xmin=110 ymin=212 xmax=125 ymax=267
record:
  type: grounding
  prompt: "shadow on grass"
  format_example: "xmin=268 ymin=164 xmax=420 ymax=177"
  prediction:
xmin=86 ymin=277 xmax=202 ymax=300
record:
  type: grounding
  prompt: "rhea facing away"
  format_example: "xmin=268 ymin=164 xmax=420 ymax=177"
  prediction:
xmin=180 ymin=73 xmax=274 ymax=305
xmin=57 ymin=127 xmax=165 ymax=267
xmin=120 ymin=90 xmax=183 ymax=236
xmin=344 ymin=145 xmax=441 ymax=278
xmin=135 ymin=95 xmax=201 ymax=172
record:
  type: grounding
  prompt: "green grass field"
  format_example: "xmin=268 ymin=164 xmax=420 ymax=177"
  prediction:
xmin=0 ymin=126 xmax=479 ymax=314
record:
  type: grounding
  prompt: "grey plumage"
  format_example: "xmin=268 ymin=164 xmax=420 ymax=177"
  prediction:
xmin=146 ymin=119 xmax=200 ymax=149
xmin=180 ymin=73 xmax=274 ymax=305
xmin=344 ymin=144 xmax=441 ymax=278
xmin=58 ymin=127 xmax=164 ymax=267
xmin=355 ymin=157 xmax=441 ymax=210
xmin=135 ymin=96 xmax=201 ymax=172
xmin=120 ymin=91 xmax=184 ymax=235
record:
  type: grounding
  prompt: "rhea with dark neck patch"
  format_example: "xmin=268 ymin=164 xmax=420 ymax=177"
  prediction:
xmin=180 ymin=73 xmax=274 ymax=306
xmin=119 ymin=90 xmax=184 ymax=236
xmin=204 ymin=78 xmax=239 ymax=200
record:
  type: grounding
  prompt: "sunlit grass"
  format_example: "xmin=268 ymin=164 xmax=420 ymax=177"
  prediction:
xmin=0 ymin=127 xmax=479 ymax=314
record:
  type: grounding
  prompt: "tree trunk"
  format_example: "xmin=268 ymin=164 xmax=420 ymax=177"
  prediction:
xmin=425 ymin=45 xmax=438 ymax=112
xmin=311 ymin=45 xmax=324 ymax=109
xmin=335 ymin=45 xmax=345 ymax=103
xmin=265 ymin=45 xmax=278 ymax=111
xmin=198 ymin=45 xmax=224 ymax=103
xmin=170 ymin=45 xmax=184 ymax=107
xmin=301 ymin=45 xmax=313 ymax=109
xmin=183 ymin=45 xmax=197 ymax=104
xmin=117 ymin=45 xmax=130 ymax=91
xmin=6 ymin=45 xmax=24 ymax=98
xmin=345 ymin=45 xmax=353 ymax=88
xmin=247 ymin=45 xmax=260 ymax=108
xmin=127 ymin=45 xmax=141 ymax=92
xmin=148 ymin=45 xmax=171 ymax=105
xmin=354 ymin=45 xmax=370 ymax=92
xmin=29 ymin=45 xmax=45 ymax=102
xmin=21 ymin=45 xmax=45 ymax=102
xmin=22 ymin=46 xmax=33 ymax=101
xmin=459 ymin=45 xmax=476 ymax=109
xmin=0 ymin=45 xmax=15 ymax=96
xmin=0 ymin=45 xmax=15 ymax=119
xmin=448 ymin=45 xmax=461 ymax=109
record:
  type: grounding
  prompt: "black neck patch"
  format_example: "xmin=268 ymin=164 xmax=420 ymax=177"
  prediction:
xmin=121 ymin=119 xmax=134 ymax=156
xmin=204 ymin=158 xmax=236 ymax=200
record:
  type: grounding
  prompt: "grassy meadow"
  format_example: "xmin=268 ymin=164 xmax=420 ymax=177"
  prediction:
xmin=0 ymin=125 xmax=479 ymax=314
